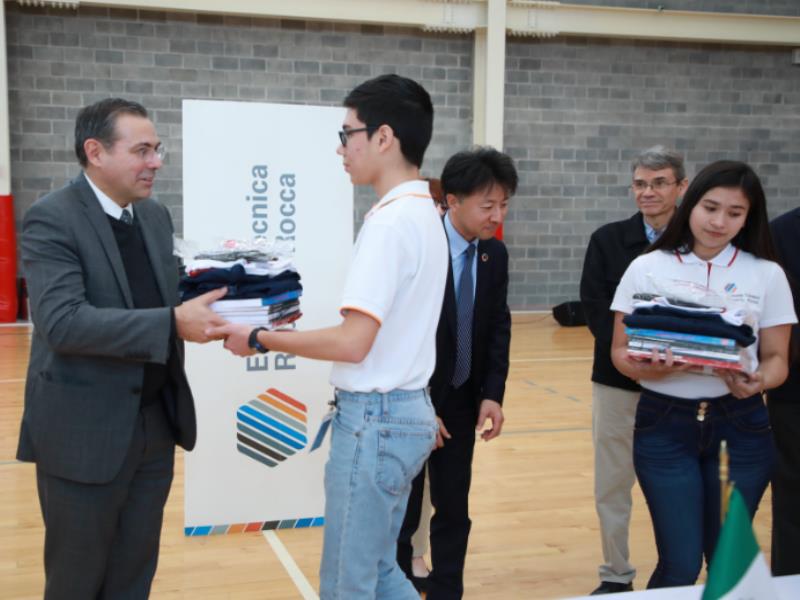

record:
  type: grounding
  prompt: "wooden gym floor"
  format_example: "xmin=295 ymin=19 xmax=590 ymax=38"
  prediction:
xmin=0 ymin=314 xmax=774 ymax=599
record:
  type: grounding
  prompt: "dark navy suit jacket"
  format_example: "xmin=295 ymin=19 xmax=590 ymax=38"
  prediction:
xmin=428 ymin=231 xmax=511 ymax=412
xmin=770 ymin=207 xmax=800 ymax=402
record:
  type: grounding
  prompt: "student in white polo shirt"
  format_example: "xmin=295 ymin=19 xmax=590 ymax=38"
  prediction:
xmin=610 ymin=160 xmax=797 ymax=589
xmin=211 ymin=74 xmax=448 ymax=600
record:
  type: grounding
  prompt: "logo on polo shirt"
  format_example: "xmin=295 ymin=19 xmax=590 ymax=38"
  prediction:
xmin=724 ymin=282 xmax=737 ymax=294
xmin=235 ymin=388 xmax=308 ymax=468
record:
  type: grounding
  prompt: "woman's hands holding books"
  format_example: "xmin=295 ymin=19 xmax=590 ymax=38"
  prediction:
xmin=717 ymin=369 xmax=764 ymax=399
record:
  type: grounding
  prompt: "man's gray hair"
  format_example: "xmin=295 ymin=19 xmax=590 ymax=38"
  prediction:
xmin=631 ymin=145 xmax=686 ymax=181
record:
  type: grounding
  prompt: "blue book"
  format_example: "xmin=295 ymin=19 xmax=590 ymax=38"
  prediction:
xmin=625 ymin=327 xmax=737 ymax=348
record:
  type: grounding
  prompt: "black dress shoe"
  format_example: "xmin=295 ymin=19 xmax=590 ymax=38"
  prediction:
xmin=590 ymin=581 xmax=633 ymax=595
xmin=410 ymin=573 xmax=428 ymax=593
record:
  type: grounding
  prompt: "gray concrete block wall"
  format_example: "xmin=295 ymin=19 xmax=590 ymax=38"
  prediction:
xmin=6 ymin=5 xmax=800 ymax=310
xmin=6 ymin=5 xmax=473 ymax=235
xmin=504 ymin=37 xmax=800 ymax=308
xmin=566 ymin=0 xmax=800 ymax=16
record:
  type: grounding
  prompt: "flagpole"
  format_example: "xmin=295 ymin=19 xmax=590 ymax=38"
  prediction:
xmin=719 ymin=439 xmax=732 ymax=523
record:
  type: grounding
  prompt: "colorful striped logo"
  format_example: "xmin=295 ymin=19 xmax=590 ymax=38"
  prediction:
xmin=236 ymin=388 xmax=308 ymax=468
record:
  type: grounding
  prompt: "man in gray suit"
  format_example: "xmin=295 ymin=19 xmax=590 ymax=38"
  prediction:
xmin=18 ymin=98 xmax=226 ymax=599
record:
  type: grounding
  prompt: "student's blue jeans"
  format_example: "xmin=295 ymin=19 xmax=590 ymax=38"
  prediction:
xmin=319 ymin=388 xmax=437 ymax=599
xmin=633 ymin=388 xmax=775 ymax=589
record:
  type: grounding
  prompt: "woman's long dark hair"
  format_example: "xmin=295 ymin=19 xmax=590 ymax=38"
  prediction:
xmin=649 ymin=160 xmax=778 ymax=262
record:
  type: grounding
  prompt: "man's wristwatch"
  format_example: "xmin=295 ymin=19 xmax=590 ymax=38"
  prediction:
xmin=248 ymin=327 xmax=269 ymax=353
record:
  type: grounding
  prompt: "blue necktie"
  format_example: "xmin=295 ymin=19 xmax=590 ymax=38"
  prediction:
xmin=120 ymin=208 xmax=133 ymax=225
xmin=452 ymin=244 xmax=475 ymax=388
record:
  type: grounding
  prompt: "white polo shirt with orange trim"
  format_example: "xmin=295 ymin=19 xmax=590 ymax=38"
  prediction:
xmin=611 ymin=244 xmax=797 ymax=398
xmin=329 ymin=179 xmax=448 ymax=393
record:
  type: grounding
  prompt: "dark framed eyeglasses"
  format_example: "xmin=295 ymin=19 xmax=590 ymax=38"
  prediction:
xmin=338 ymin=126 xmax=377 ymax=147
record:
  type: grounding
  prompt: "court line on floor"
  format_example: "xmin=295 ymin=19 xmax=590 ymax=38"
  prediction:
xmin=0 ymin=378 xmax=25 ymax=384
xmin=522 ymin=379 xmax=585 ymax=404
xmin=263 ymin=530 xmax=319 ymax=600
xmin=510 ymin=356 xmax=592 ymax=363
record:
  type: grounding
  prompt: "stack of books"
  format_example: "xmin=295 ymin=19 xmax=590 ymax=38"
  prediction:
xmin=210 ymin=294 xmax=301 ymax=328
xmin=625 ymin=327 xmax=748 ymax=372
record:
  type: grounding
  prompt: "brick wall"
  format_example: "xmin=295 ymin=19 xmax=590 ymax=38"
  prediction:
xmin=504 ymin=37 xmax=800 ymax=307
xmin=6 ymin=5 xmax=473 ymax=234
xmin=6 ymin=4 xmax=800 ymax=309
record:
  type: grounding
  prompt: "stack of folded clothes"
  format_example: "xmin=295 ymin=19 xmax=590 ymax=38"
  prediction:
xmin=180 ymin=244 xmax=302 ymax=328
xmin=623 ymin=293 xmax=756 ymax=372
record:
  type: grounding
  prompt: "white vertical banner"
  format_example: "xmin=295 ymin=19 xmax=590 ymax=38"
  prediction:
xmin=181 ymin=100 xmax=353 ymax=535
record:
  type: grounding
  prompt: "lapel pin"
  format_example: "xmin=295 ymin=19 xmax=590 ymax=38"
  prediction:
xmin=481 ymin=253 xmax=489 ymax=263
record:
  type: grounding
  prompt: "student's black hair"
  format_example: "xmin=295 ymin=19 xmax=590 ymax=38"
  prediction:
xmin=649 ymin=160 xmax=778 ymax=262
xmin=343 ymin=74 xmax=433 ymax=168
xmin=440 ymin=146 xmax=519 ymax=199
xmin=74 ymin=98 xmax=149 ymax=167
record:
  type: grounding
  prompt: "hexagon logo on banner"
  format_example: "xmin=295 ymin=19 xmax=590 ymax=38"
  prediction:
xmin=236 ymin=388 xmax=308 ymax=467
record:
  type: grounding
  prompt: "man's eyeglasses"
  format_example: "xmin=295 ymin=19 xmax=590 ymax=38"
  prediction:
xmin=631 ymin=178 xmax=677 ymax=192
xmin=134 ymin=145 xmax=166 ymax=162
xmin=338 ymin=126 xmax=377 ymax=147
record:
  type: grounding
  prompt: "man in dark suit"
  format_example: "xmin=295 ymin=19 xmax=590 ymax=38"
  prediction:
xmin=18 ymin=98 xmax=226 ymax=599
xmin=579 ymin=146 xmax=687 ymax=595
xmin=397 ymin=147 xmax=517 ymax=599
xmin=768 ymin=207 xmax=800 ymax=576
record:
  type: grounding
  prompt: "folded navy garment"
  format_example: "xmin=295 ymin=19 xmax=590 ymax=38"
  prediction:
xmin=179 ymin=265 xmax=302 ymax=301
xmin=622 ymin=312 xmax=756 ymax=347
xmin=184 ymin=264 xmax=300 ymax=286
xmin=632 ymin=304 xmax=729 ymax=321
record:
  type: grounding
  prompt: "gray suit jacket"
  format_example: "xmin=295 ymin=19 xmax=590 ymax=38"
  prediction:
xmin=18 ymin=173 xmax=196 ymax=484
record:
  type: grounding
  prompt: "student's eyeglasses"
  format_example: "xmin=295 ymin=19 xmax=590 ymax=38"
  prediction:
xmin=631 ymin=178 xmax=677 ymax=192
xmin=338 ymin=126 xmax=377 ymax=147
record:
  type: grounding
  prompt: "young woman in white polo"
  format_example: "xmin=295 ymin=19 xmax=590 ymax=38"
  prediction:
xmin=609 ymin=160 xmax=796 ymax=589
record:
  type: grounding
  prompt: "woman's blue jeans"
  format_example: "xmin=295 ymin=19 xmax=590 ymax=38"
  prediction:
xmin=633 ymin=388 xmax=775 ymax=589
xmin=319 ymin=388 xmax=437 ymax=599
